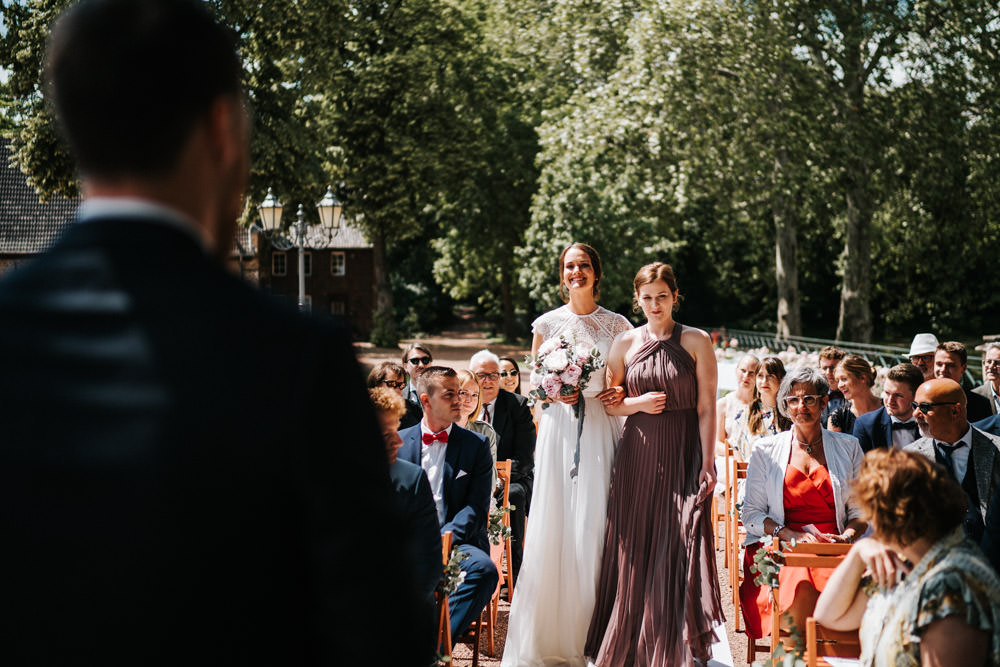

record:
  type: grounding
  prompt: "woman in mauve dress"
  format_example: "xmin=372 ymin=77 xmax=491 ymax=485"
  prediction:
xmin=585 ymin=262 xmax=723 ymax=667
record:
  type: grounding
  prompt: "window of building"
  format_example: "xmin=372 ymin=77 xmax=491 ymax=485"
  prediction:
xmin=330 ymin=251 xmax=346 ymax=276
xmin=330 ymin=298 xmax=346 ymax=316
xmin=303 ymin=252 xmax=312 ymax=277
xmin=272 ymin=252 xmax=287 ymax=276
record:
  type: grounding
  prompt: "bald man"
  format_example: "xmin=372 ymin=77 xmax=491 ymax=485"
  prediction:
xmin=906 ymin=379 xmax=1000 ymax=544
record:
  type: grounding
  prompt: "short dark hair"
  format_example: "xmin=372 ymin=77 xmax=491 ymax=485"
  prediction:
xmin=415 ymin=366 xmax=457 ymax=398
xmin=45 ymin=0 xmax=242 ymax=178
xmin=937 ymin=341 xmax=968 ymax=365
xmin=401 ymin=343 xmax=432 ymax=365
xmin=885 ymin=363 xmax=924 ymax=394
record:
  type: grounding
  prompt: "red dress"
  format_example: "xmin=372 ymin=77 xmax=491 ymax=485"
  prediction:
xmin=739 ymin=463 xmax=838 ymax=639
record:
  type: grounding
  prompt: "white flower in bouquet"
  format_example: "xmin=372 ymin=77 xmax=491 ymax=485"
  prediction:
xmin=574 ymin=344 xmax=592 ymax=365
xmin=543 ymin=348 xmax=570 ymax=372
xmin=560 ymin=364 xmax=582 ymax=386
xmin=538 ymin=338 xmax=560 ymax=356
xmin=529 ymin=370 xmax=544 ymax=388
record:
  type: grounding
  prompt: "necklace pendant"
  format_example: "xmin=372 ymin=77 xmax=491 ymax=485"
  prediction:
xmin=805 ymin=444 xmax=812 ymax=454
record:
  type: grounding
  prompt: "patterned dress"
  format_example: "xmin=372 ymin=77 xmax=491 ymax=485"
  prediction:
xmin=860 ymin=528 xmax=1000 ymax=666
xmin=585 ymin=322 xmax=724 ymax=666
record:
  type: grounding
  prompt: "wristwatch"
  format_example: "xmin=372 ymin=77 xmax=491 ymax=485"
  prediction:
xmin=772 ymin=523 xmax=783 ymax=539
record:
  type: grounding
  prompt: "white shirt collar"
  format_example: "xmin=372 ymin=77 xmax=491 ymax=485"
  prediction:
xmin=78 ymin=197 xmax=206 ymax=249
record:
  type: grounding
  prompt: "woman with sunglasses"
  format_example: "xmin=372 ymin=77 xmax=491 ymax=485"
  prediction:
xmin=399 ymin=343 xmax=433 ymax=428
xmin=368 ymin=361 xmax=422 ymax=429
xmin=498 ymin=356 xmax=522 ymax=395
xmin=455 ymin=369 xmax=499 ymax=495
xmin=740 ymin=365 xmax=867 ymax=644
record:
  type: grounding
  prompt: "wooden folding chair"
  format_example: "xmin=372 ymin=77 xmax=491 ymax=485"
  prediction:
xmin=769 ymin=539 xmax=852 ymax=657
xmin=495 ymin=459 xmax=514 ymax=602
xmin=711 ymin=439 xmax=732 ymax=551
xmin=805 ymin=617 xmax=861 ymax=666
xmin=437 ymin=531 xmax=454 ymax=660
xmin=729 ymin=458 xmax=749 ymax=633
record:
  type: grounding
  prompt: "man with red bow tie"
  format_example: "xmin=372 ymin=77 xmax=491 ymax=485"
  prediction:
xmin=398 ymin=366 xmax=497 ymax=640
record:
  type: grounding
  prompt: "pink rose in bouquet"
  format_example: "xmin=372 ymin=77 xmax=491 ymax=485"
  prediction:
xmin=559 ymin=364 xmax=582 ymax=386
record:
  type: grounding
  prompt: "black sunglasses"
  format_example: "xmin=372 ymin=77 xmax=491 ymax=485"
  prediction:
xmin=498 ymin=370 xmax=518 ymax=378
xmin=408 ymin=357 xmax=432 ymax=366
xmin=380 ymin=380 xmax=405 ymax=389
xmin=911 ymin=401 xmax=959 ymax=413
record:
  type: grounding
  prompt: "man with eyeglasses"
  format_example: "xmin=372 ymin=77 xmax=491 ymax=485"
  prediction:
xmin=973 ymin=343 xmax=1000 ymax=417
xmin=853 ymin=363 xmax=924 ymax=452
xmin=468 ymin=348 xmax=535 ymax=586
xmin=400 ymin=342 xmax=434 ymax=428
xmin=908 ymin=332 xmax=940 ymax=382
xmin=934 ymin=341 xmax=992 ymax=422
xmin=905 ymin=379 xmax=1000 ymax=545
xmin=818 ymin=346 xmax=847 ymax=426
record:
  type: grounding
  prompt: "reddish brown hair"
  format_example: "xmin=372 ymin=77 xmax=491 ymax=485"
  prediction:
xmin=632 ymin=262 xmax=682 ymax=314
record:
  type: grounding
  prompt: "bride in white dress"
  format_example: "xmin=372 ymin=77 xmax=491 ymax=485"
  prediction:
xmin=502 ymin=243 xmax=631 ymax=667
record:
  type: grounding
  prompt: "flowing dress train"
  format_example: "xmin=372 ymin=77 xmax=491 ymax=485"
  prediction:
xmin=585 ymin=323 xmax=724 ymax=667
xmin=501 ymin=305 xmax=631 ymax=667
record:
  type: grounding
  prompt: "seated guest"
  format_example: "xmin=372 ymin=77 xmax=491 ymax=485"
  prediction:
xmin=741 ymin=366 xmax=867 ymax=641
xmin=397 ymin=367 xmax=498 ymax=639
xmin=498 ymin=356 xmax=523 ymax=395
xmin=818 ymin=345 xmax=847 ymax=426
xmin=368 ymin=361 xmax=422 ymax=427
xmin=815 ymin=449 xmax=1000 ymax=666
xmin=734 ymin=355 xmax=791 ymax=461
xmin=456 ymin=369 xmax=499 ymax=494
xmin=853 ymin=363 xmax=924 ymax=452
xmin=469 ymin=348 xmax=535 ymax=586
xmin=909 ymin=333 xmax=940 ymax=383
xmin=369 ymin=388 xmax=441 ymax=622
xmin=936 ymin=341 xmax=992 ymax=422
xmin=974 ymin=343 xmax=1000 ymax=416
xmin=400 ymin=343 xmax=434 ymax=428
xmin=905 ymin=379 xmax=1000 ymax=544
xmin=828 ymin=354 xmax=881 ymax=435
xmin=716 ymin=353 xmax=759 ymax=468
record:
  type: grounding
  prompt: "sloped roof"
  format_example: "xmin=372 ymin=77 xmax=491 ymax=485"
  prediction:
xmin=0 ymin=138 xmax=79 ymax=254
xmin=300 ymin=217 xmax=372 ymax=249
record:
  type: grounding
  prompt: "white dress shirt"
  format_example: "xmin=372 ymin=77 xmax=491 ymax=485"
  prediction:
xmin=937 ymin=425 xmax=973 ymax=483
xmin=890 ymin=416 xmax=919 ymax=449
xmin=420 ymin=420 xmax=452 ymax=525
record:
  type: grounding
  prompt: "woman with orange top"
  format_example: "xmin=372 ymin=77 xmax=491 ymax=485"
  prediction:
xmin=739 ymin=365 xmax=867 ymax=640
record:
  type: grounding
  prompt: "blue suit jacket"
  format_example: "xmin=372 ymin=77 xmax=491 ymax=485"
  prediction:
xmin=389 ymin=460 xmax=442 ymax=603
xmin=398 ymin=423 xmax=493 ymax=553
xmin=976 ymin=414 xmax=1000 ymax=438
xmin=853 ymin=406 xmax=893 ymax=453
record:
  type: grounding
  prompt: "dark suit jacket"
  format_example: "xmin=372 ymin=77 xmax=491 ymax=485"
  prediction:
xmin=400 ymin=383 xmax=423 ymax=429
xmin=906 ymin=428 xmax=1000 ymax=525
xmin=490 ymin=389 xmax=536 ymax=501
xmin=397 ymin=423 xmax=492 ymax=553
xmin=967 ymin=387 xmax=993 ymax=423
xmin=852 ymin=406 xmax=892 ymax=452
xmin=0 ymin=218 xmax=427 ymax=665
xmin=389 ymin=459 xmax=442 ymax=602
xmin=974 ymin=383 xmax=999 ymax=416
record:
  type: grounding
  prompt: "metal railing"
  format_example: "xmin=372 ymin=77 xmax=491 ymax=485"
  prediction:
xmin=713 ymin=327 xmax=983 ymax=385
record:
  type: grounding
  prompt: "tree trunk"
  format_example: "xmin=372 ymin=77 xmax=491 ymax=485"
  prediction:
xmin=500 ymin=261 xmax=516 ymax=342
xmin=773 ymin=146 xmax=801 ymax=339
xmin=837 ymin=174 xmax=873 ymax=342
xmin=836 ymin=32 xmax=874 ymax=343
xmin=371 ymin=226 xmax=397 ymax=346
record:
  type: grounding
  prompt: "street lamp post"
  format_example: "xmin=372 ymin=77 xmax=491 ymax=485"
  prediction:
xmin=256 ymin=186 xmax=343 ymax=311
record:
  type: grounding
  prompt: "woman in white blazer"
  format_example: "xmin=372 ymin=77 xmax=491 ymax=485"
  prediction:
xmin=739 ymin=365 xmax=868 ymax=640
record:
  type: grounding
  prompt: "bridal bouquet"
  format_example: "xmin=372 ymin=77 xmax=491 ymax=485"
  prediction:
xmin=525 ymin=335 xmax=605 ymax=409
xmin=525 ymin=335 xmax=605 ymax=478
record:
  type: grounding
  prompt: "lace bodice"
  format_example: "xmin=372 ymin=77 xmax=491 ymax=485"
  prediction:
xmin=532 ymin=305 xmax=632 ymax=396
